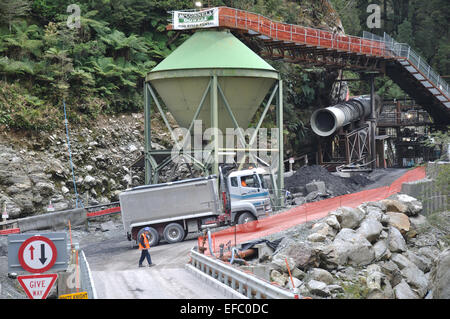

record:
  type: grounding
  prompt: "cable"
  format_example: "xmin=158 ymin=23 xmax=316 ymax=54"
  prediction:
xmin=63 ymin=98 xmax=83 ymax=208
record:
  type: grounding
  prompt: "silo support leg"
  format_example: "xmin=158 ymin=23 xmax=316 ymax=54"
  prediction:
xmin=276 ymin=80 xmax=284 ymax=208
xmin=210 ymin=75 xmax=219 ymax=177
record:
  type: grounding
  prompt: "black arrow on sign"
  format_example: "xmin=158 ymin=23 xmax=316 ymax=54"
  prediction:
xmin=39 ymin=244 xmax=47 ymax=265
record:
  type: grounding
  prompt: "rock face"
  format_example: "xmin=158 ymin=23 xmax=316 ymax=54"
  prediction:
xmin=243 ymin=194 xmax=448 ymax=299
xmin=0 ymin=113 xmax=178 ymax=218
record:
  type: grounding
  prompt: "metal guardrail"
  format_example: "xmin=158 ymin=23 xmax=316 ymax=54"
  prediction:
xmin=378 ymin=110 xmax=433 ymax=125
xmin=218 ymin=7 xmax=388 ymax=57
xmin=364 ymin=31 xmax=449 ymax=101
xmin=78 ymin=250 xmax=97 ymax=299
xmin=188 ymin=248 xmax=297 ymax=299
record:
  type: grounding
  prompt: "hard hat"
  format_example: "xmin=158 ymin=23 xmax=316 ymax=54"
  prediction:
xmin=144 ymin=227 xmax=150 ymax=231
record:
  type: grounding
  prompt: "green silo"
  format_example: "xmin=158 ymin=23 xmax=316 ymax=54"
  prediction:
xmin=144 ymin=30 xmax=283 ymax=193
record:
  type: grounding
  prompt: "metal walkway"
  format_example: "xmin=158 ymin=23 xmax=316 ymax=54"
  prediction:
xmin=168 ymin=7 xmax=450 ymax=125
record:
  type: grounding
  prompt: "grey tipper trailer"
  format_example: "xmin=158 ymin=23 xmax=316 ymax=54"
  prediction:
xmin=119 ymin=176 xmax=220 ymax=246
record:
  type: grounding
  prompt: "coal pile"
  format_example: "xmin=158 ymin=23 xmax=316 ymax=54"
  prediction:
xmin=284 ymin=165 xmax=373 ymax=198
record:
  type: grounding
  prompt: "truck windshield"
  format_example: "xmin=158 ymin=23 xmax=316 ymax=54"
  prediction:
xmin=258 ymin=174 xmax=268 ymax=189
xmin=240 ymin=175 xmax=260 ymax=188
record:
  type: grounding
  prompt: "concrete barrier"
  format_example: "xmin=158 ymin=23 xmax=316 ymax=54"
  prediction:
xmin=16 ymin=208 xmax=86 ymax=232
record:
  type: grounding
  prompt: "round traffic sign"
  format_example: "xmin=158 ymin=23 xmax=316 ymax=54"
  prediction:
xmin=18 ymin=236 xmax=58 ymax=273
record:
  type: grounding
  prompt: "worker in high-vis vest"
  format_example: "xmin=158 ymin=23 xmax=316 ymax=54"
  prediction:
xmin=138 ymin=227 xmax=155 ymax=267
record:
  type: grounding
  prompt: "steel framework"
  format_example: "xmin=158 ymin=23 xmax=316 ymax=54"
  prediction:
xmin=143 ymin=77 xmax=285 ymax=204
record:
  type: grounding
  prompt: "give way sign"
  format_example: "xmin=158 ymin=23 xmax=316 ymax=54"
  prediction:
xmin=17 ymin=274 xmax=58 ymax=299
xmin=18 ymin=236 xmax=57 ymax=273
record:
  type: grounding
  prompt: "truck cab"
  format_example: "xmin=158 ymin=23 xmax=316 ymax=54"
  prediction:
xmin=226 ymin=168 xmax=273 ymax=224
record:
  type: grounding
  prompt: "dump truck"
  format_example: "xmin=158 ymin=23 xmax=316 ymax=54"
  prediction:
xmin=119 ymin=166 xmax=273 ymax=246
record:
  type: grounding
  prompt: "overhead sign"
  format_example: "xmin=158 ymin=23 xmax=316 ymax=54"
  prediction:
xmin=17 ymin=274 xmax=58 ymax=299
xmin=59 ymin=292 xmax=88 ymax=299
xmin=8 ymin=233 xmax=68 ymax=273
xmin=173 ymin=8 xmax=219 ymax=30
xmin=18 ymin=236 xmax=57 ymax=273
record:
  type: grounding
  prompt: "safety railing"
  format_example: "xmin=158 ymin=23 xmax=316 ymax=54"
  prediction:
xmin=169 ymin=7 xmax=449 ymax=105
xmin=365 ymin=31 xmax=449 ymax=101
xmin=169 ymin=7 xmax=391 ymax=57
xmin=217 ymin=7 xmax=390 ymax=58
xmin=188 ymin=248 xmax=297 ymax=299
xmin=378 ymin=110 xmax=433 ymax=126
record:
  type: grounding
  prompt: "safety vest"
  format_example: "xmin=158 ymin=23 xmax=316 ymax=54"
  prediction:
xmin=139 ymin=232 xmax=150 ymax=250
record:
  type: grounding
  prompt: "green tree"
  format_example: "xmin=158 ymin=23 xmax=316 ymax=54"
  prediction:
xmin=0 ymin=0 xmax=30 ymax=32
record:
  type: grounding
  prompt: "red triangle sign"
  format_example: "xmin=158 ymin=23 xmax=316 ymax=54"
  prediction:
xmin=17 ymin=274 xmax=58 ymax=299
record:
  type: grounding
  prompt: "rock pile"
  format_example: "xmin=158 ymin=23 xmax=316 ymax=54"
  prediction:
xmin=284 ymin=165 xmax=372 ymax=204
xmin=241 ymin=194 xmax=449 ymax=299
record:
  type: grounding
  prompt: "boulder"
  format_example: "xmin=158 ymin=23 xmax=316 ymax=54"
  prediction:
xmin=324 ymin=228 xmax=375 ymax=267
xmin=394 ymin=280 xmax=420 ymax=299
xmin=380 ymin=260 xmax=403 ymax=287
xmin=373 ymin=240 xmax=391 ymax=261
xmin=270 ymin=254 xmax=296 ymax=273
xmin=306 ymin=181 xmax=326 ymax=194
xmin=389 ymin=194 xmax=422 ymax=216
xmin=360 ymin=201 xmax=387 ymax=212
xmin=381 ymin=199 xmax=408 ymax=214
xmin=356 ymin=218 xmax=383 ymax=243
xmin=307 ymin=233 xmax=327 ymax=242
xmin=308 ymin=268 xmax=334 ymax=285
xmin=331 ymin=207 xmax=365 ymax=230
xmin=405 ymin=251 xmax=432 ymax=273
xmin=391 ymin=253 xmax=415 ymax=270
xmin=386 ymin=212 xmax=410 ymax=234
xmin=310 ymin=222 xmax=336 ymax=237
xmin=388 ymin=226 xmax=407 ymax=253
xmin=401 ymin=264 xmax=428 ymax=298
xmin=365 ymin=207 xmax=384 ymax=222
xmin=325 ymin=215 xmax=340 ymax=230
xmin=366 ymin=270 xmax=382 ymax=290
xmin=429 ymin=248 xmax=450 ymax=299
xmin=306 ymin=279 xmax=330 ymax=297
xmin=274 ymin=241 xmax=318 ymax=270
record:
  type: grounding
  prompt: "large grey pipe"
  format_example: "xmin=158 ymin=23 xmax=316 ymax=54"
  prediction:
xmin=310 ymin=96 xmax=374 ymax=137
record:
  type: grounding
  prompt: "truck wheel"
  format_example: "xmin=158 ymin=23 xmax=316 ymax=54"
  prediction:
xmin=137 ymin=227 xmax=159 ymax=247
xmin=163 ymin=223 xmax=185 ymax=244
xmin=237 ymin=212 xmax=256 ymax=224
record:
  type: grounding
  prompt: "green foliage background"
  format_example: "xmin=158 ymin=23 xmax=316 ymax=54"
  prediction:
xmin=0 ymin=0 xmax=448 ymax=158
